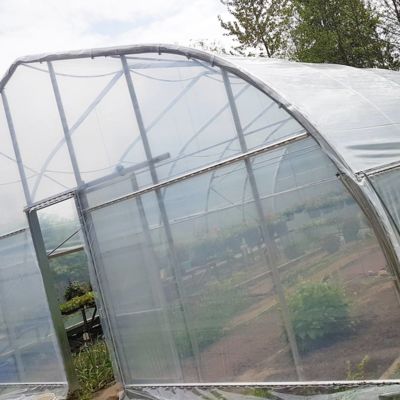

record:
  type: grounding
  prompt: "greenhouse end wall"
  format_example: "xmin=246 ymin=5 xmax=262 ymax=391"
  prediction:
xmin=1 ymin=45 xmax=400 ymax=399
xmin=0 ymin=89 xmax=68 ymax=398
xmin=87 ymin=137 xmax=400 ymax=384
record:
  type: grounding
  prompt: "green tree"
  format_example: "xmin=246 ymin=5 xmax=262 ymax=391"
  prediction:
xmin=218 ymin=0 xmax=295 ymax=57
xmin=50 ymin=252 xmax=90 ymax=301
xmin=39 ymin=213 xmax=90 ymax=300
xmin=291 ymin=0 xmax=396 ymax=68
xmin=189 ymin=39 xmax=233 ymax=55
xmin=377 ymin=0 xmax=400 ymax=59
xmin=380 ymin=0 xmax=400 ymax=29
xmin=218 ymin=0 xmax=398 ymax=68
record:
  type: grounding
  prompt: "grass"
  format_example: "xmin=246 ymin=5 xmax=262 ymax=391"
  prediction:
xmin=346 ymin=355 xmax=370 ymax=380
xmin=243 ymin=388 xmax=273 ymax=398
xmin=70 ymin=340 xmax=115 ymax=400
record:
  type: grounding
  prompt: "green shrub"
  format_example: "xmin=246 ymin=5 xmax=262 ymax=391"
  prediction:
xmin=64 ymin=281 xmax=92 ymax=301
xmin=288 ymin=282 xmax=353 ymax=352
xmin=342 ymin=218 xmax=360 ymax=243
xmin=244 ymin=388 xmax=273 ymax=398
xmin=72 ymin=340 xmax=114 ymax=400
xmin=60 ymin=291 xmax=95 ymax=314
xmin=320 ymin=234 xmax=340 ymax=254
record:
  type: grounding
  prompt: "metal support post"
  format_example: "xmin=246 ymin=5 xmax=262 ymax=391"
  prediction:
xmin=1 ymin=91 xmax=32 ymax=205
xmin=221 ymin=69 xmax=304 ymax=380
xmin=74 ymin=191 xmax=128 ymax=385
xmin=47 ymin=61 xmax=83 ymax=187
xmin=121 ymin=55 xmax=202 ymax=381
xmin=25 ymin=209 xmax=78 ymax=392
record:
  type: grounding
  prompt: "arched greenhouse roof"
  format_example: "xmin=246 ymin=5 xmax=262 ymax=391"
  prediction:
xmin=2 ymin=44 xmax=400 ymax=178
xmin=233 ymin=57 xmax=400 ymax=174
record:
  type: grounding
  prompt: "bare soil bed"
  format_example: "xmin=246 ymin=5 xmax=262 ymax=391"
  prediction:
xmin=184 ymin=243 xmax=400 ymax=382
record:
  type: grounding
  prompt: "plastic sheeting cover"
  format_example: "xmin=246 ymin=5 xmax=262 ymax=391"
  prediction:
xmin=2 ymin=45 xmax=400 ymax=395
xmin=234 ymin=57 xmax=400 ymax=173
xmin=125 ymin=385 xmax=400 ymax=400
xmin=0 ymin=385 xmax=67 ymax=400
xmin=86 ymin=137 xmax=400 ymax=385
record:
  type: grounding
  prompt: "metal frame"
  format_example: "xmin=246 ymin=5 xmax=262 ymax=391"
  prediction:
xmin=1 ymin=43 xmax=400 ymax=392
xmin=25 ymin=209 xmax=78 ymax=391
xmin=221 ymin=69 xmax=304 ymax=380
xmin=121 ymin=55 xmax=203 ymax=380
xmin=359 ymin=160 xmax=400 ymax=178
xmin=1 ymin=92 xmax=32 ymax=205
xmin=37 ymin=175 xmax=333 ymax=246
xmin=124 ymin=379 xmax=400 ymax=388
xmin=204 ymin=116 xmax=295 ymax=230
xmin=47 ymin=61 xmax=83 ymax=188
xmin=74 ymin=189 xmax=128 ymax=387
xmin=25 ymin=154 xmax=171 ymax=212
xmin=30 ymin=68 xmax=124 ymax=199
xmin=85 ymin=133 xmax=309 ymax=213
xmin=6 ymin=51 xmax=287 ymax=207
xmin=0 ymin=227 xmax=27 ymax=241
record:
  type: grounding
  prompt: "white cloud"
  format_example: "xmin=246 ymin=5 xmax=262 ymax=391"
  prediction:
xmin=0 ymin=0 xmax=230 ymax=74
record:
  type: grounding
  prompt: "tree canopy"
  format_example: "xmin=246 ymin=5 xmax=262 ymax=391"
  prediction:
xmin=378 ymin=0 xmax=400 ymax=59
xmin=218 ymin=0 xmax=400 ymax=69
xmin=218 ymin=0 xmax=294 ymax=57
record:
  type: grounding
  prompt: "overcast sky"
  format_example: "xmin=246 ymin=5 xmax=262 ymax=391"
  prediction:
xmin=0 ymin=0 xmax=229 ymax=75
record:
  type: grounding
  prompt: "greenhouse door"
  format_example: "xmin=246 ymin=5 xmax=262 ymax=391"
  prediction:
xmin=24 ymin=193 xmax=98 ymax=387
xmin=73 ymin=172 xmax=185 ymax=384
xmin=34 ymin=196 xmax=102 ymax=348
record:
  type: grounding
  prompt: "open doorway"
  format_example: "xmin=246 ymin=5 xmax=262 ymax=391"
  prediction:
xmin=37 ymin=197 xmax=102 ymax=351
xmin=28 ymin=195 xmax=115 ymax=398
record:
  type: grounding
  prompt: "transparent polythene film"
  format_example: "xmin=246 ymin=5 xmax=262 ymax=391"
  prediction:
xmin=234 ymin=57 xmax=400 ymax=174
xmin=4 ymin=46 xmax=400 ymax=190
xmin=0 ymin=84 xmax=68 ymax=388
xmin=124 ymin=384 xmax=400 ymax=400
xmin=368 ymin=168 xmax=400 ymax=235
xmin=0 ymin=384 xmax=67 ymax=400
xmin=0 ymin=230 xmax=67 ymax=384
xmin=1 ymin=52 xmax=305 ymax=206
xmin=86 ymin=137 xmax=400 ymax=385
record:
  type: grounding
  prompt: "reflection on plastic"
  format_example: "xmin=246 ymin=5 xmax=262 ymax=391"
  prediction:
xmin=0 ymin=385 xmax=67 ymax=400
xmin=125 ymin=385 xmax=400 ymax=400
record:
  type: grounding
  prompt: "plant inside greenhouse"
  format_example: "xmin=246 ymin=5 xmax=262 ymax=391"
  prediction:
xmin=288 ymin=282 xmax=353 ymax=352
xmin=1 ymin=44 xmax=400 ymax=400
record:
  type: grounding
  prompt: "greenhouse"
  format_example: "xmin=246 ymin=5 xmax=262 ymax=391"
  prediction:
xmin=1 ymin=44 xmax=400 ymax=399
